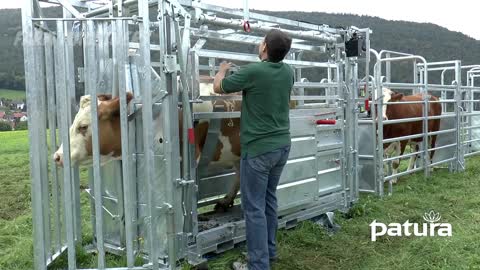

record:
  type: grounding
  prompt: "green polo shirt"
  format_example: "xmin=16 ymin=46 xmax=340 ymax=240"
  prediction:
xmin=221 ymin=60 xmax=294 ymax=158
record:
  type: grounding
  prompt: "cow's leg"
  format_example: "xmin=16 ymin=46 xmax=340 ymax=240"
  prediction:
xmin=429 ymin=135 xmax=437 ymax=160
xmin=390 ymin=142 xmax=401 ymax=183
xmin=214 ymin=161 xmax=241 ymax=212
xmin=383 ymin=142 xmax=396 ymax=174
xmin=407 ymin=142 xmax=419 ymax=171
xmin=391 ymin=140 xmax=408 ymax=183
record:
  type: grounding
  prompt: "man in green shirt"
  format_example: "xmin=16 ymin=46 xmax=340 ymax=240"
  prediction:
xmin=213 ymin=29 xmax=293 ymax=270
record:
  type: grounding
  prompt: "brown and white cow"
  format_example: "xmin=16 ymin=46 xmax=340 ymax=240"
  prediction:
xmin=53 ymin=83 xmax=244 ymax=211
xmin=381 ymin=88 xmax=442 ymax=181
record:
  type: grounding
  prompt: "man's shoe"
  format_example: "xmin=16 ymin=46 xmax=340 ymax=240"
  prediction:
xmin=241 ymin=252 xmax=278 ymax=263
xmin=232 ymin=261 xmax=248 ymax=270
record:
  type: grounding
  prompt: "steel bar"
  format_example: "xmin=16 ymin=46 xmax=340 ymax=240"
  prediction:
xmin=139 ymin=0 xmax=159 ymax=267
xmin=32 ymin=17 xmax=139 ymax=21
xmin=191 ymin=1 xmax=340 ymax=34
xmin=432 ymin=65 xmax=480 ymax=72
xmin=465 ymin=151 xmax=480 ymax=158
xmin=463 ymin=138 xmax=480 ymax=144
xmin=189 ymin=27 xmax=326 ymax=52
xmin=23 ymin=12 xmax=49 ymax=267
xmin=429 ymin=157 xmax=456 ymax=168
xmin=293 ymin=82 xmax=339 ymax=88
xmin=463 ymin=125 xmax=480 ymax=130
xmin=55 ymin=21 xmax=76 ymax=270
xmin=462 ymin=112 xmax=480 ymax=117
xmin=35 ymin=29 xmax=53 ymax=263
xmin=44 ymin=32 xmax=63 ymax=253
xmin=426 ymin=143 xmax=457 ymax=152
xmin=85 ymin=20 xmax=106 ymax=269
xmin=384 ymin=167 xmax=424 ymax=181
xmin=115 ymin=19 xmax=136 ymax=268
xmin=383 ymin=150 xmax=423 ymax=163
xmin=197 ymin=14 xmax=337 ymax=43
xmin=194 ymin=49 xmax=335 ymax=68
xmin=426 ymin=128 xmax=457 ymax=137
xmin=63 ymin=10 xmax=83 ymax=244
xmin=382 ymin=134 xmax=423 ymax=144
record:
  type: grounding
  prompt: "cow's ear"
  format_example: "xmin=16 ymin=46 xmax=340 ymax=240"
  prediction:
xmin=98 ymin=93 xmax=134 ymax=120
xmin=390 ymin=93 xmax=404 ymax=101
xmin=79 ymin=95 xmax=92 ymax=109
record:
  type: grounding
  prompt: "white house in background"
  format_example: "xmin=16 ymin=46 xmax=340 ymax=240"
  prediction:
xmin=13 ymin=101 xmax=26 ymax=111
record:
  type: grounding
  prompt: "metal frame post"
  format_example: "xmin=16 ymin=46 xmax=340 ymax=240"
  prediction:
xmin=55 ymin=20 xmax=77 ymax=270
xmin=114 ymin=19 xmax=136 ymax=267
xmin=85 ymin=20 xmax=107 ymax=269
xmin=22 ymin=1 xmax=50 ymax=267
xmin=454 ymin=61 xmax=464 ymax=172
xmin=138 ymin=0 xmax=159 ymax=268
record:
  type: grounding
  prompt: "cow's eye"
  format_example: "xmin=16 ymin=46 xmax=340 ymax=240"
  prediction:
xmin=78 ymin=125 xmax=88 ymax=134
xmin=159 ymin=138 xmax=163 ymax=143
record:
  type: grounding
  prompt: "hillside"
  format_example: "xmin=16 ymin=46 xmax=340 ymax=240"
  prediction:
xmin=1 ymin=7 xmax=479 ymax=90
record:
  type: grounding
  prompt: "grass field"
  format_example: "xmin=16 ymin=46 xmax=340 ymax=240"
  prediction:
xmin=1 ymin=130 xmax=480 ymax=269
xmin=0 ymin=89 xmax=26 ymax=100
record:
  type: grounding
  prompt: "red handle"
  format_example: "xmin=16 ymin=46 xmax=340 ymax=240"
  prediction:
xmin=188 ymin=128 xmax=195 ymax=144
xmin=316 ymin=119 xmax=336 ymax=125
xmin=243 ymin=21 xmax=251 ymax=32
xmin=365 ymin=99 xmax=370 ymax=111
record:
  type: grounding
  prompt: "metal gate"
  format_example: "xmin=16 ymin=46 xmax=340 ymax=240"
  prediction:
xmin=358 ymin=48 xmax=480 ymax=196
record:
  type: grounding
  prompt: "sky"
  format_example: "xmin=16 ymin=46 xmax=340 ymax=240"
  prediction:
xmin=1 ymin=0 xmax=478 ymax=40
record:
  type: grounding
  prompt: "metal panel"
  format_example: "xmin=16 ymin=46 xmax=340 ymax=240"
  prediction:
xmin=471 ymin=115 xmax=480 ymax=151
xmin=357 ymin=121 xmax=376 ymax=192
xmin=431 ymin=116 xmax=456 ymax=164
xmin=279 ymin=158 xmax=317 ymax=185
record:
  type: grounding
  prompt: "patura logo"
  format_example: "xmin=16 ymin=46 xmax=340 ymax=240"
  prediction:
xmin=369 ymin=210 xmax=452 ymax=241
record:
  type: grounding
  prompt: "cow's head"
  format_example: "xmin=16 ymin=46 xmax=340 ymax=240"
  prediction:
xmin=53 ymin=93 xmax=133 ymax=167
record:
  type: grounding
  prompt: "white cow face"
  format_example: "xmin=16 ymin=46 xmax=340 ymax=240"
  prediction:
xmin=53 ymin=93 xmax=133 ymax=167
xmin=382 ymin=88 xmax=394 ymax=120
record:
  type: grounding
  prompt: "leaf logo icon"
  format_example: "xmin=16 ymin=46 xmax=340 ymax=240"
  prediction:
xmin=423 ymin=210 xmax=441 ymax=223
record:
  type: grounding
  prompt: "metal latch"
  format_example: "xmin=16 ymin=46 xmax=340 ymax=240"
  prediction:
xmin=78 ymin=67 xmax=85 ymax=83
xmin=176 ymin=178 xmax=195 ymax=187
xmin=164 ymin=55 xmax=179 ymax=73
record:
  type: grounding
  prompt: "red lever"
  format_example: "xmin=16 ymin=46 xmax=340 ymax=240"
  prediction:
xmin=316 ymin=119 xmax=336 ymax=125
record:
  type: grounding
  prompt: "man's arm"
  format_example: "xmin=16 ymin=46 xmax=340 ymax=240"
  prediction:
xmin=214 ymin=61 xmax=251 ymax=94
xmin=213 ymin=62 xmax=232 ymax=94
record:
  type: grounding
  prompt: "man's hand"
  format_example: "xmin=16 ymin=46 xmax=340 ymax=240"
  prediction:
xmin=214 ymin=61 xmax=232 ymax=94
xmin=219 ymin=61 xmax=232 ymax=73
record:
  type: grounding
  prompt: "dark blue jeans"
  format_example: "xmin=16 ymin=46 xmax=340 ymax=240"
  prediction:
xmin=240 ymin=145 xmax=291 ymax=270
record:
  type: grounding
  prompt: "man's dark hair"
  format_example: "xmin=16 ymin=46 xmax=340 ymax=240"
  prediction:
xmin=265 ymin=29 xmax=292 ymax=62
